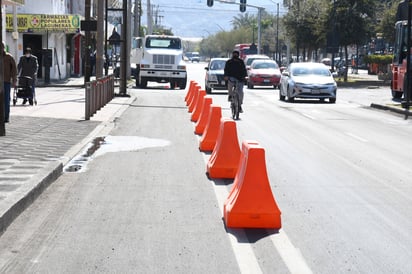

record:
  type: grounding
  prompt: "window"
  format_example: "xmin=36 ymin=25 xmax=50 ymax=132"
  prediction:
xmin=146 ymin=37 xmax=181 ymax=49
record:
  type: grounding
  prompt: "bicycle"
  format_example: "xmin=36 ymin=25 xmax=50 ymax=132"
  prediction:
xmin=228 ymin=77 xmax=241 ymax=120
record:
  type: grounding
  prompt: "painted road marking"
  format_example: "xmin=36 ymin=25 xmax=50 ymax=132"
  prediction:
xmin=345 ymin=132 xmax=368 ymax=142
xmin=201 ymin=153 xmax=313 ymax=274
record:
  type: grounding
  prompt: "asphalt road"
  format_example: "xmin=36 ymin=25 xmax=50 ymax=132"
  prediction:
xmin=0 ymin=63 xmax=411 ymax=273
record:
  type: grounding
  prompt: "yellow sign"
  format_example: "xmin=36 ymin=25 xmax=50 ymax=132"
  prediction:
xmin=4 ymin=0 xmax=25 ymax=5
xmin=6 ymin=14 xmax=80 ymax=33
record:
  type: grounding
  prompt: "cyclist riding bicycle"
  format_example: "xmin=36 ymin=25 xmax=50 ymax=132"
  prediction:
xmin=224 ymin=50 xmax=247 ymax=113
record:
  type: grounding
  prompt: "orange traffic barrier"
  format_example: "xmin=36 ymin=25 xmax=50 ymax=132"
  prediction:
xmin=191 ymin=89 xmax=206 ymax=122
xmin=188 ymin=85 xmax=200 ymax=113
xmin=185 ymin=80 xmax=196 ymax=105
xmin=194 ymin=96 xmax=213 ymax=135
xmin=199 ymin=105 xmax=222 ymax=152
xmin=223 ymin=141 xmax=282 ymax=229
xmin=207 ymin=118 xmax=241 ymax=179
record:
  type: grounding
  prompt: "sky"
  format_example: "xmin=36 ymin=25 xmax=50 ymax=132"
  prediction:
xmin=141 ymin=0 xmax=287 ymax=39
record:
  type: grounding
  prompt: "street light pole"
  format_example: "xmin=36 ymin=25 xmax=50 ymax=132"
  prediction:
xmin=0 ymin=0 xmax=5 ymax=136
xmin=84 ymin=0 xmax=91 ymax=85
xmin=276 ymin=3 xmax=280 ymax=65
xmin=214 ymin=0 xmax=265 ymax=54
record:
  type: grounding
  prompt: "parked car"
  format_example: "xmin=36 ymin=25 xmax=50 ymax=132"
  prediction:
xmin=279 ymin=62 xmax=337 ymax=103
xmin=246 ymin=59 xmax=281 ymax=89
xmin=204 ymin=57 xmax=228 ymax=94
xmin=243 ymin=54 xmax=270 ymax=70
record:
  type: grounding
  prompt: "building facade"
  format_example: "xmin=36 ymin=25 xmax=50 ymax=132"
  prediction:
xmin=3 ymin=0 xmax=88 ymax=80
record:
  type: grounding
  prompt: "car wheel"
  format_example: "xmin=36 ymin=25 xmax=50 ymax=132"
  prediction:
xmin=287 ymin=87 xmax=294 ymax=102
xmin=140 ymin=78 xmax=148 ymax=88
xmin=279 ymin=90 xmax=285 ymax=101
xmin=205 ymin=86 xmax=212 ymax=94
xmin=329 ymin=97 xmax=336 ymax=103
xmin=247 ymin=82 xmax=253 ymax=89
xmin=179 ymin=78 xmax=187 ymax=89
xmin=392 ymin=90 xmax=402 ymax=99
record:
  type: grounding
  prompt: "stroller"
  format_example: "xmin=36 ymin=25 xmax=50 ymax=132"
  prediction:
xmin=13 ymin=76 xmax=36 ymax=106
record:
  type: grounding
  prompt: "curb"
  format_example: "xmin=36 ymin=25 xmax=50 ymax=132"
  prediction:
xmin=0 ymin=161 xmax=62 ymax=235
xmin=337 ymin=80 xmax=390 ymax=88
xmin=0 ymin=95 xmax=136 ymax=236
xmin=370 ymin=103 xmax=411 ymax=116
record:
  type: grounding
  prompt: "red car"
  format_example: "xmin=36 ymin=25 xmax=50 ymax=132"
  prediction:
xmin=247 ymin=60 xmax=281 ymax=89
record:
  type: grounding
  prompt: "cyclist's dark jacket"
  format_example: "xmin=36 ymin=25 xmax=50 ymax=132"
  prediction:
xmin=224 ymin=57 xmax=247 ymax=81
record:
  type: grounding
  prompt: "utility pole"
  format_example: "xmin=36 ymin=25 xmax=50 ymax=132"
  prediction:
xmin=84 ymin=0 xmax=92 ymax=85
xmin=210 ymin=1 xmax=264 ymax=54
xmin=134 ymin=0 xmax=141 ymax=37
xmin=147 ymin=0 xmax=153 ymax=35
xmin=96 ymin=0 xmax=104 ymax=78
xmin=119 ymin=0 xmax=128 ymax=95
xmin=0 ymin=0 xmax=5 ymax=136
xmin=276 ymin=3 xmax=280 ymax=65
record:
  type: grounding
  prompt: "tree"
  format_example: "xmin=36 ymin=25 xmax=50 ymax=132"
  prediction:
xmin=324 ymin=0 xmax=376 ymax=80
xmin=283 ymin=0 xmax=328 ymax=61
xmin=200 ymin=11 xmax=282 ymax=59
xmin=377 ymin=1 xmax=398 ymax=44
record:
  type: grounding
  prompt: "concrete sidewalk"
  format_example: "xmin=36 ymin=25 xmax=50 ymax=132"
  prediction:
xmin=0 ymin=80 xmax=135 ymax=235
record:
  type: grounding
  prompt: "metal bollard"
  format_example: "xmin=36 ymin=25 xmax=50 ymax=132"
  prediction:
xmin=85 ymin=75 xmax=115 ymax=120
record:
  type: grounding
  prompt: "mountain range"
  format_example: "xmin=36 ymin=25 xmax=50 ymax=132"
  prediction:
xmin=141 ymin=0 xmax=283 ymax=38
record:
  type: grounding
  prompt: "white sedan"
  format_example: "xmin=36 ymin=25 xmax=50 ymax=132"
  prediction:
xmin=279 ymin=62 xmax=337 ymax=103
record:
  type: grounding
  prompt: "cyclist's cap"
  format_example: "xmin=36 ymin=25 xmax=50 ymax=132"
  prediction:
xmin=232 ymin=50 xmax=240 ymax=55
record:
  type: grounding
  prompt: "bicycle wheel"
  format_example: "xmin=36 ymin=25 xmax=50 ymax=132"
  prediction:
xmin=231 ymin=93 xmax=240 ymax=120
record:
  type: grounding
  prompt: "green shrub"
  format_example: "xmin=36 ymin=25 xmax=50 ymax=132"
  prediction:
xmin=363 ymin=54 xmax=393 ymax=65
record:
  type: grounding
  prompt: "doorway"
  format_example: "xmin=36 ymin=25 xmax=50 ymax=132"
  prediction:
xmin=23 ymin=34 xmax=43 ymax=78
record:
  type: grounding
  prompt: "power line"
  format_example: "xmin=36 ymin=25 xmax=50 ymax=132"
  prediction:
xmin=141 ymin=2 xmax=287 ymax=15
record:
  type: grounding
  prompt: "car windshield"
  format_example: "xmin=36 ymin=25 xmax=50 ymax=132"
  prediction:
xmin=146 ymin=37 xmax=181 ymax=49
xmin=253 ymin=62 xmax=278 ymax=69
xmin=210 ymin=60 xmax=226 ymax=70
xmin=247 ymin=57 xmax=267 ymax=66
xmin=291 ymin=66 xmax=331 ymax=76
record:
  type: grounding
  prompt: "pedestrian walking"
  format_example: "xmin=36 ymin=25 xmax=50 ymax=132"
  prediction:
xmin=1 ymin=42 xmax=17 ymax=123
xmin=17 ymin=47 xmax=38 ymax=104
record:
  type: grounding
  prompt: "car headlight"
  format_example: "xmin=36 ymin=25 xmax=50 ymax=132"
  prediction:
xmin=209 ymin=74 xmax=218 ymax=81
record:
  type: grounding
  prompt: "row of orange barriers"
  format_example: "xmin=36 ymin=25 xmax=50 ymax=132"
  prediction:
xmin=184 ymin=80 xmax=282 ymax=229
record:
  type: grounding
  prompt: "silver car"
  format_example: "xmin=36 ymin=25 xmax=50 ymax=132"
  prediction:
xmin=204 ymin=58 xmax=228 ymax=94
xmin=279 ymin=62 xmax=337 ymax=103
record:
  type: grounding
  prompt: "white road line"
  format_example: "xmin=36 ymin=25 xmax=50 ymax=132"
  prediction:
xmin=269 ymin=231 xmax=313 ymax=274
xmin=201 ymin=151 xmax=313 ymax=274
xmin=302 ymin=113 xmax=316 ymax=120
xmin=345 ymin=132 xmax=368 ymax=142
xmin=214 ymin=184 xmax=263 ymax=274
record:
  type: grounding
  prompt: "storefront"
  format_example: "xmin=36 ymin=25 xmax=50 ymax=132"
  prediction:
xmin=5 ymin=13 xmax=82 ymax=79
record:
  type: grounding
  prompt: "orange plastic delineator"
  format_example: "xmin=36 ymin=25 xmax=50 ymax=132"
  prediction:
xmin=199 ymin=105 xmax=222 ymax=152
xmin=191 ymin=89 xmax=206 ymax=122
xmin=223 ymin=141 xmax=282 ymax=229
xmin=194 ymin=96 xmax=213 ymax=135
xmin=185 ymin=80 xmax=196 ymax=105
xmin=188 ymin=85 xmax=200 ymax=113
xmin=206 ymin=118 xmax=241 ymax=179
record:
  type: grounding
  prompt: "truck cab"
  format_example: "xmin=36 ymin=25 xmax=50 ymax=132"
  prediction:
xmin=131 ymin=35 xmax=187 ymax=89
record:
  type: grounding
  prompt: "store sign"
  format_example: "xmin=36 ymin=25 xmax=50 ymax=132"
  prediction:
xmin=6 ymin=14 xmax=81 ymax=33
xmin=4 ymin=0 xmax=25 ymax=5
